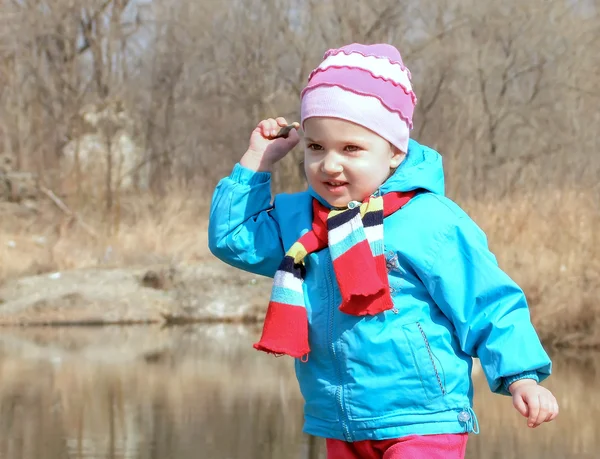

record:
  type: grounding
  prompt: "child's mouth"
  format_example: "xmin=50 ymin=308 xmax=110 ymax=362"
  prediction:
xmin=323 ymin=181 xmax=348 ymax=193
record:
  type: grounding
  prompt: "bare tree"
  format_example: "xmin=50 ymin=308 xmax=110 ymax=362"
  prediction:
xmin=0 ymin=0 xmax=597 ymax=202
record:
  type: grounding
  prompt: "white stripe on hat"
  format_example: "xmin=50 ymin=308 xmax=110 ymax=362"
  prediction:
xmin=316 ymin=52 xmax=413 ymax=93
xmin=301 ymin=86 xmax=410 ymax=152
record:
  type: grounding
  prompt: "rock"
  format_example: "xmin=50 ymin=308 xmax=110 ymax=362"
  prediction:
xmin=140 ymin=266 xmax=178 ymax=290
xmin=0 ymin=260 xmax=271 ymax=326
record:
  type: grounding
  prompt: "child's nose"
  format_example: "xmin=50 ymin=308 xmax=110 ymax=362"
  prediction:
xmin=321 ymin=153 xmax=343 ymax=174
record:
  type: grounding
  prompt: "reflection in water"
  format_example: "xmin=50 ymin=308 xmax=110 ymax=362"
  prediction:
xmin=0 ymin=325 xmax=597 ymax=459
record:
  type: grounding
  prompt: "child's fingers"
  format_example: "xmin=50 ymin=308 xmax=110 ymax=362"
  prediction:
xmin=266 ymin=118 xmax=278 ymax=137
xmin=258 ymin=119 xmax=272 ymax=137
xmin=546 ymin=400 xmax=559 ymax=422
xmin=256 ymin=118 xmax=300 ymax=140
xmin=512 ymin=394 xmax=529 ymax=418
xmin=257 ymin=118 xmax=279 ymax=138
xmin=526 ymin=395 xmax=541 ymax=427
xmin=272 ymin=118 xmax=283 ymax=137
xmin=532 ymin=397 xmax=550 ymax=427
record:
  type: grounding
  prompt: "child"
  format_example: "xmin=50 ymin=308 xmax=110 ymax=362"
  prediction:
xmin=208 ymin=43 xmax=558 ymax=458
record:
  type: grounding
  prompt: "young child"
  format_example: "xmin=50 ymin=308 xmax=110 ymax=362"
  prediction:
xmin=208 ymin=43 xmax=558 ymax=458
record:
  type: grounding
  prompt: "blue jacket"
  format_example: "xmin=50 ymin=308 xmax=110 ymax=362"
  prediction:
xmin=208 ymin=139 xmax=552 ymax=441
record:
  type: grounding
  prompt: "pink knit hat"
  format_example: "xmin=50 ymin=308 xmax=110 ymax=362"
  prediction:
xmin=300 ymin=43 xmax=417 ymax=152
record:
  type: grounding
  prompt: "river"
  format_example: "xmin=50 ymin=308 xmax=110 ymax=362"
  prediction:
xmin=0 ymin=325 xmax=596 ymax=458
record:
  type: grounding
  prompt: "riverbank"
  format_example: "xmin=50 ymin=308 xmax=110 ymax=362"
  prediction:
xmin=1 ymin=188 xmax=598 ymax=348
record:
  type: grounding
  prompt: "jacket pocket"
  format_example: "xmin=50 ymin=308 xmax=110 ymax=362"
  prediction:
xmin=402 ymin=322 xmax=446 ymax=400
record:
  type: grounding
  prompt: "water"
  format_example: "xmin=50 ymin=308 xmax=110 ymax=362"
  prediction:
xmin=0 ymin=325 xmax=596 ymax=459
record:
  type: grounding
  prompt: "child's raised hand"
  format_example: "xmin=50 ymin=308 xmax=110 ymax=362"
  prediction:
xmin=509 ymin=379 xmax=559 ymax=428
xmin=240 ymin=117 xmax=300 ymax=172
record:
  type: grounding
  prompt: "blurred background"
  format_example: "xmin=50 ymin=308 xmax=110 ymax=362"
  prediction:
xmin=0 ymin=0 xmax=598 ymax=457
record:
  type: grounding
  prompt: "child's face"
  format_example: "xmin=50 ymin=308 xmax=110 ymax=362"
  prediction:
xmin=303 ymin=117 xmax=405 ymax=208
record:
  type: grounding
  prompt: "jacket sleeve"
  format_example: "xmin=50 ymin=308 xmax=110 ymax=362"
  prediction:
xmin=208 ymin=163 xmax=285 ymax=278
xmin=423 ymin=215 xmax=552 ymax=396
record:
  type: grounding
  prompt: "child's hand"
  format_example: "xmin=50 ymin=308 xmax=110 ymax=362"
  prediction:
xmin=240 ymin=117 xmax=300 ymax=172
xmin=509 ymin=378 xmax=559 ymax=428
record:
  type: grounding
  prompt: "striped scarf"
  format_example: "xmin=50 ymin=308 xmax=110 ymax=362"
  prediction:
xmin=254 ymin=191 xmax=416 ymax=359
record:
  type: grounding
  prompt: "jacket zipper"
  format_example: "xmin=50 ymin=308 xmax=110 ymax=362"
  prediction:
xmin=326 ymin=254 xmax=352 ymax=441
xmin=416 ymin=322 xmax=446 ymax=396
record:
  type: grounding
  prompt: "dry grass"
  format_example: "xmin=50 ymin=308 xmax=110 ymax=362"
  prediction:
xmin=1 ymin=187 xmax=598 ymax=348
xmin=0 ymin=188 xmax=212 ymax=283
xmin=464 ymin=189 xmax=600 ymax=349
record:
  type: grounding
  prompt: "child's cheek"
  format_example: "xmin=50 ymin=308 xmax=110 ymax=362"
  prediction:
xmin=304 ymin=161 xmax=319 ymax=183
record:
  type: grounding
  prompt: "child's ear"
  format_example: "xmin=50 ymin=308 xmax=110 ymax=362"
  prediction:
xmin=390 ymin=146 xmax=406 ymax=168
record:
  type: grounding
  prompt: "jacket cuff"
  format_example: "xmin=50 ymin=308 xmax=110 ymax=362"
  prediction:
xmin=229 ymin=163 xmax=271 ymax=186
xmin=503 ymin=371 xmax=540 ymax=393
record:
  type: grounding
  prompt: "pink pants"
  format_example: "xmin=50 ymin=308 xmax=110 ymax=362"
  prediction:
xmin=326 ymin=433 xmax=468 ymax=459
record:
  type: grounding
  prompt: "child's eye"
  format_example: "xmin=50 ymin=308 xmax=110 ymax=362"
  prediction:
xmin=307 ymin=143 xmax=323 ymax=151
xmin=345 ymin=145 xmax=361 ymax=152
